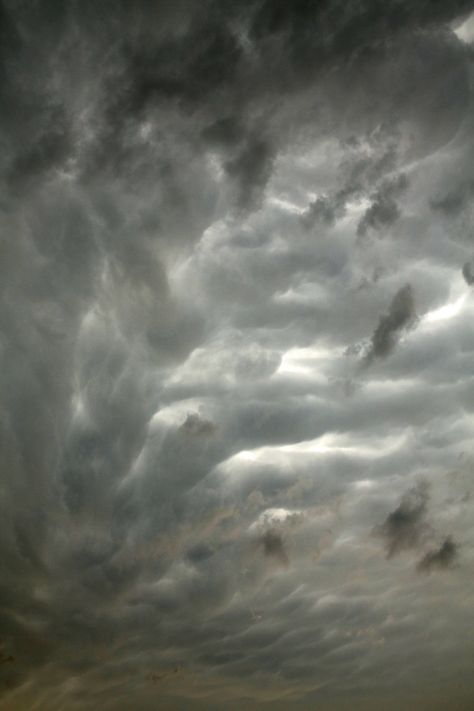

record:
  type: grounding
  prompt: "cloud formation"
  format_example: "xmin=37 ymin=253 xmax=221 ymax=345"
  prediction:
xmin=462 ymin=258 xmax=474 ymax=285
xmin=374 ymin=482 xmax=430 ymax=558
xmin=364 ymin=284 xmax=416 ymax=364
xmin=416 ymin=536 xmax=459 ymax=573
xmin=1 ymin=1 xmax=474 ymax=709
xmin=259 ymin=529 xmax=290 ymax=567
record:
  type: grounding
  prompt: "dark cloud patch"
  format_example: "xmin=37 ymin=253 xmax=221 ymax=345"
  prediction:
xmin=357 ymin=195 xmax=400 ymax=237
xmin=357 ymin=173 xmax=409 ymax=237
xmin=201 ymin=116 xmax=246 ymax=148
xmin=462 ymin=258 xmax=474 ymax=285
xmin=1 ymin=0 xmax=473 ymax=708
xmin=6 ymin=109 xmax=70 ymax=194
xmin=416 ymin=536 xmax=459 ymax=573
xmin=249 ymin=0 xmax=473 ymax=73
xmin=365 ymin=284 xmax=416 ymax=364
xmin=186 ymin=543 xmax=214 ymax=564
xmin=225 ymin=137 xmax=275 ymax=210
xmin=374 ymin=482 xmax=429 ymax=558
xmin=259 ymin=529 xmax=289 ymax=567
xmin=302 ymin=194 xmax=341 ymax=228
xmin=303 ymin=141 xmax=407 ymax=231
xmin=430 ymin=180 xmax=474 ymax=216
xmin=180 ymin=413 xmax=216 ymax=437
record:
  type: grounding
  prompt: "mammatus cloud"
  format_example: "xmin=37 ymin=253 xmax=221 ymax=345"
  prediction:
xmin=1 ymin=0 xmax=474 ymax=709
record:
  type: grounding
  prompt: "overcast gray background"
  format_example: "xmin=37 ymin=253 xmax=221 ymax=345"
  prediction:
xmin=1 ymin=1 xmax=474 ymax=709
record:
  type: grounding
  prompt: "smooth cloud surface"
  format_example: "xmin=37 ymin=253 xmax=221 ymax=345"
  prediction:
xmin=1 ymin=1 xmax=474 ymax=710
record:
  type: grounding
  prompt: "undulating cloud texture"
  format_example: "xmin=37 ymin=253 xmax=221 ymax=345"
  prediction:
xmin=1 ymin=1 xmax=474 ymax=710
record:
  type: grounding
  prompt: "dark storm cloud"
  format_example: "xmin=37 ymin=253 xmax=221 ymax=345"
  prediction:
xmin=416 ymin=536 xmax=459 ymax=573
xmin=374 ymin=482 xmax=430 ymax=558
xmin=1 ymin=0 xmax=470 ymax=200
xmin=1 ymin=0 xmax=474 ymax=708
xmin=365 ymin=284 xmax=416 ymax=364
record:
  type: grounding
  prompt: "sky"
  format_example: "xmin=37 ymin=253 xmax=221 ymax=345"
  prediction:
xmin=1 ymin=1 xmax=474 ymax=709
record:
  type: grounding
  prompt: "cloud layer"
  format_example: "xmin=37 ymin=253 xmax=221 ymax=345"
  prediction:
xmin=1 ymin=1 xmax=474 ymax=709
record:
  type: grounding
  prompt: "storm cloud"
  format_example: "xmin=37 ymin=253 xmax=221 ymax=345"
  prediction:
xmin=1 ymin=1 xmax=474 ymax=710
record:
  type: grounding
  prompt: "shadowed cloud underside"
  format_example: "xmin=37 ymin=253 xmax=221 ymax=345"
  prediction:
xmin=1 ymin=1 xmax=474 ymax=710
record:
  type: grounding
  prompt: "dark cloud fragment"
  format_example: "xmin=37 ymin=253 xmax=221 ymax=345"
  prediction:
xmin=430 ymin=179 xmax=474 ymax=216
xmin=259 ymin=529 xmax=289 ymax=567
xmin=416 ymin=536 xmax=459 ymax=573
xmin=201 ymin=116 xmax=246 ymax=148
xmin=303 ymin=143 xmax=406 ymax=231
xmin=357 ymin=173 xmax=409 ymax=237
xmin=462 ymin=258 xmax=474 ymax=285
xmin=186 ymin=544 xmax=214 ymax=564
xmin=249 ymin=0 xmax=474 ymax=71
xmin=365 ymin=284 xmax=416 ymax=364
xmin=302 ymin=194 xmax=340 ymax=228
xmin=374 ymin=482 xmax=429 ymax=558
xmin=225 ymin=137 xmax=274 ymax=210
xmin=180 ymin=413 xmax=216 ymax=437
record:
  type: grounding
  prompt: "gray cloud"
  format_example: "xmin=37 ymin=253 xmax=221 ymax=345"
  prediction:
xmin=259 ymin=529 xmax=289 ymax=567
xmin=374 ymin=482 xmax=430 ymax=558
xmin=1 ymin=0 xmax=474 ymax=708
xmin=462 ymin=258 xmax=474 ymax=285
xmin=416 ymin=536 xmax=459 ymax=573
xmin=430 ymin=179 xmax=474 ymax=216
xmin=357 ymin=174 xmax=409 ymax=237
xmin=365 ymin=284 xmax=416 ymax=364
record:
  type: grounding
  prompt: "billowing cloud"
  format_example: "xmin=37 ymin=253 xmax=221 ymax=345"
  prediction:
xmin=1 ymin=1 xmax=474 ymax=709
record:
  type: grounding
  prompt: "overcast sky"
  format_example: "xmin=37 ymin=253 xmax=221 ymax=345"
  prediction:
xmin=1 ymin=2 xmax=474 ymax=709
